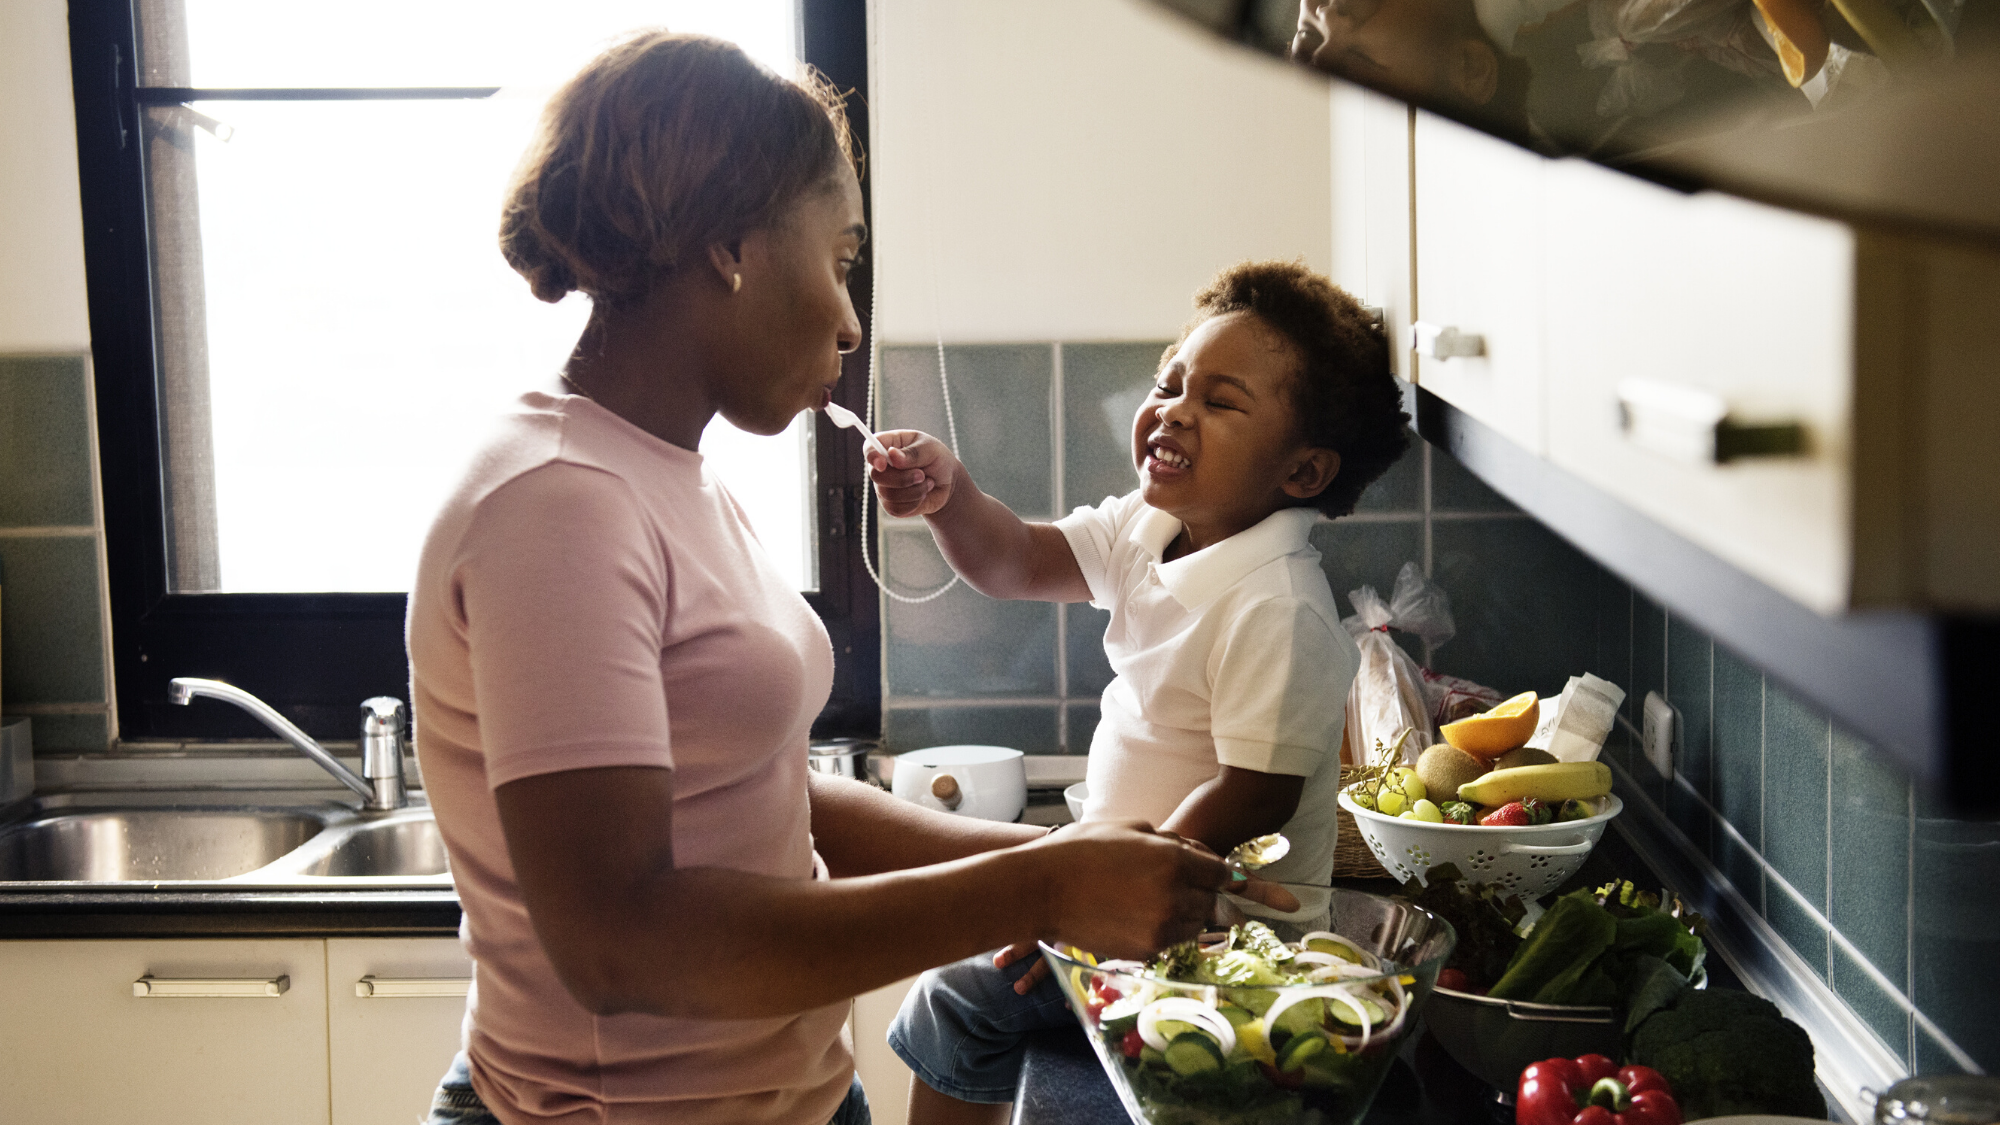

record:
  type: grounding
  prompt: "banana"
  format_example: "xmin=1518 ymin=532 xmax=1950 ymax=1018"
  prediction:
xmin=1456 ymin=761 xmax=1611 ymax=806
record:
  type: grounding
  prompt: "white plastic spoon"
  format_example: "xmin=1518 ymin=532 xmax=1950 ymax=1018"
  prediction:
xmin=822 ymin=401 xmax=891 ymax=460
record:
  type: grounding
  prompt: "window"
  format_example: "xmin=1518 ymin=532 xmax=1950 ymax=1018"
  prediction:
xmin=70 ymin=0 xmax=878 ymax=741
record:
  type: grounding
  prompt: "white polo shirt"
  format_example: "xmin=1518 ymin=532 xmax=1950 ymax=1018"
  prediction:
xmin=1056 ymin=491 xmax=1358 ymax=893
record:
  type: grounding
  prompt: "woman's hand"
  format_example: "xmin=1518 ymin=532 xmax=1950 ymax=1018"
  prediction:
xmin=1031 ymin=821 xmax=1231 ymax=960
xmin=866 ymin=430 xmax=960 ymax=518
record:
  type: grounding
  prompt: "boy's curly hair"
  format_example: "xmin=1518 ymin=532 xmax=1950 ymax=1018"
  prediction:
xmin=1170 ymin=260 xmax=1410 ymax=518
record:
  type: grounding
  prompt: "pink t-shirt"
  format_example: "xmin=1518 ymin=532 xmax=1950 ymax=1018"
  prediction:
xmin=407 ymin=392 xmax=850 ymax=1125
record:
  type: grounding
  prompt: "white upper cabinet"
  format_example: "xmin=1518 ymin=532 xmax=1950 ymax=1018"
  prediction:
xmin=1412 ymin=112 xmax=1548 ymax=456
xmin=1340 ymin=104 xmax=2000 ymax=614
xmin=1541 ymin=159 xmax=1857 ymax=613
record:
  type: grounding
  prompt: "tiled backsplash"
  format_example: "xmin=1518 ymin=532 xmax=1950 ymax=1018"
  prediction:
xmin=874 ymin=340 xmax=1592 ymax=753
xmin=875 ymin=339 xmax=1998 ymax=1080
xmin=0 ymin=354 xmax=113 ymax=751
xmin=1598 ymin=576 xmax=1999 ymax=1078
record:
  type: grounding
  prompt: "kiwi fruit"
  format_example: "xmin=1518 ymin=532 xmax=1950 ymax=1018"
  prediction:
xmin=1493 ymin=746 xmax=1558 ymax=771
xmin=1415 ymin=743 xmax=1489 ymax=803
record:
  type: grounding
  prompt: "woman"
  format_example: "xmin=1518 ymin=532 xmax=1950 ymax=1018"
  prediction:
xmin=408 ymin=31 xmax=1262 ymax=1125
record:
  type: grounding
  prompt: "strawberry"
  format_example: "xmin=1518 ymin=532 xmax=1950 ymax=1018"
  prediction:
xmin=1480 ymin=801 xmax=1533 ymax=827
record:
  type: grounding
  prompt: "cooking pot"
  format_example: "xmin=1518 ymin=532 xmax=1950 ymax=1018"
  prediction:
xmin=890 ymin=745 xmax=1027 ymax=822
xmin=807 ymin=739 xmax=887 ymax=786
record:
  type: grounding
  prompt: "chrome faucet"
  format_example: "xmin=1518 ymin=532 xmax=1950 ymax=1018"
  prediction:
xmin=168 ymin=677 xmax=408 ymax=811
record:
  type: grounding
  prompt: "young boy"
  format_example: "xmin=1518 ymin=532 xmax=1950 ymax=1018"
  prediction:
xmin=871 ymin=260 xmax=1409 ymax=1124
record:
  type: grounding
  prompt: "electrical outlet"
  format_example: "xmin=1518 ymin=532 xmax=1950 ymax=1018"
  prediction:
xmin=1642 ymin=691 xmax=1677 ymax=780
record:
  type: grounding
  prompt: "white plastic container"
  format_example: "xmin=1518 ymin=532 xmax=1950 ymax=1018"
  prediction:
xmin=1336 ymin=791 xmax=1623 ymax=897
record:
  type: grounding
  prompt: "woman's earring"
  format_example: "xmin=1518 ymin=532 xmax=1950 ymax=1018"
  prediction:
xmin=731 ymin=274 xmax=742 ymax=294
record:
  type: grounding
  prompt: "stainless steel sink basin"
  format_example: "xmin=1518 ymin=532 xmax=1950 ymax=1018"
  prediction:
xmin=0 ymin=790 xmax=452 ymax=890
xmin=295 ymin=816 xmax=449 ymax=878
xmin=0 ymin=809 xmax=325 ymax=881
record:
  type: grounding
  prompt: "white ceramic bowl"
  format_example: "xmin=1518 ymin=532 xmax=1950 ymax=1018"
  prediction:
xmin=1336 ymin=791 xmax=1623 ymax=897
xmin=891 ymin=745 xmax=1027 ymax=822
xmin=1063 ymin=781 xmax=1088 ymax=823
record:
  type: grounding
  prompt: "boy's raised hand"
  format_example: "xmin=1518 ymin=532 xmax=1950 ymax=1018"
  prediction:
xmin=866 ymin=430 xmax=961 ymax=518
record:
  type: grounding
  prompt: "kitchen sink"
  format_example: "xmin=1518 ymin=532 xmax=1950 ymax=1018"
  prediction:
xmin=294 ymin=816 xmax=449 ymax=878
xmin=0 ymin=809 xmax=325 ymax=881
xmin=0 ymin=790 xmax=451 ymax=889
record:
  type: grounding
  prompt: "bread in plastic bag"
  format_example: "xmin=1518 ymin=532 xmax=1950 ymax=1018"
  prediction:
xmin=1340 ymin=562 xmax=1458 ymax=766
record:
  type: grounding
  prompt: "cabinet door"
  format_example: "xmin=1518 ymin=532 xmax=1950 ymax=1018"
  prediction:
xmin=1330 ymin=82 xmax=1415 ymax=382
xmin=0 ymin=938 xmax=330 ymax=1125
xmin=326 ymin=937 xmax=472 ymax=1125
xmin=1412 ymin=111 xmax=1548 ymax=454
xmin=1542 ymin=158 xmax=1856 ymax=612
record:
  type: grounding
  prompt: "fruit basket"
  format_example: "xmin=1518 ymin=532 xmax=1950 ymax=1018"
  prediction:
xmin=1040 ymin=887 xmax=1456 ymax=1125
xmin=1337 ymin=791 xmax=1623 ymax=896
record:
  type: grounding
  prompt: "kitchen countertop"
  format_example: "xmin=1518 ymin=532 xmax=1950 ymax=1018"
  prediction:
xmin=0 ymin=888 xmax=461 ymax=938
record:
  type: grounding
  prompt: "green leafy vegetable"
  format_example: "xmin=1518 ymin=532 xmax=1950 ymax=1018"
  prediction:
xmin=1487 ymin=891 xmax=1619 ymax=1001
xmin=1398 ymin=862 xmax=1525 ymax=986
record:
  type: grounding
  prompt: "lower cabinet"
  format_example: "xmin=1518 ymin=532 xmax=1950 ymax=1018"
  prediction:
xmin=327 ymin=937 xmax=474 ymax=1125
xmin=0 ymin=936 xmax=470 ymax=1125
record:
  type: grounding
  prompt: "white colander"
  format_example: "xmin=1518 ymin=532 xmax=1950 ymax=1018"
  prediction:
xmin=1337 ymin=792 xmax=1624 ymax=897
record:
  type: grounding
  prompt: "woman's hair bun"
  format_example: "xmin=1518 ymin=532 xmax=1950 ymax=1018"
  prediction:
xmin=499 ymin=31 xmax=855 ymax=307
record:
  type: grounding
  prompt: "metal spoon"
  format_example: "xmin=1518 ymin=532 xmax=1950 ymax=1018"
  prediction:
xmin=1226 ymin=833 xmax=1290 ymax=873
xmin=822 ymin=401 xmax=891 ymax=460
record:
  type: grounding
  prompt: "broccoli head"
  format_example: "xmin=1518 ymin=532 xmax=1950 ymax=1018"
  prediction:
xmin=1628 ymin=987 xmax=1827 ymax=1121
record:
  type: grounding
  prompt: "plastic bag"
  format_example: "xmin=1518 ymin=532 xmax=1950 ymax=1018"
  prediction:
xmin=1340 ymin=563 xmax=1457 ymax=765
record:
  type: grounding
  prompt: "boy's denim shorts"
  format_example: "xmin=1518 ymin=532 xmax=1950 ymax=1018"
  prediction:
xmin=425 ymin=1051 xmax=872 ymax=1125
xmin=886 ymin=950 xmax=1075 ymax=1104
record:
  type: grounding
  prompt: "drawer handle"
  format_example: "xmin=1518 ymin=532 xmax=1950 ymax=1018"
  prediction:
xmin=1410 ymin=322 xmax=1485 ymax=359
xmin=356 ymin=975 xmax=471 ymax=998
xmin=133 ymin=974 xmax=288 ymax=998
xmin=1616 ymin=378 xmax=1806 ymax=464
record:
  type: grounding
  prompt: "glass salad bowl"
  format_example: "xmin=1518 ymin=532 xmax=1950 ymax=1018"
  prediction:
xmin=1040 ymin=887 xmax=1457 ymax=1125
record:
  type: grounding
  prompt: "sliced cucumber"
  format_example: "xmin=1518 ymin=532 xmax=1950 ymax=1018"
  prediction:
xmin=1325 ymin=993 xmax=1389 ymax=1030
xmin=1154 ymin=1018 xmax=1199 ymax=1042
xmin=1162 ymin=1031 xmax=1226 ymax=1077
xmin=1276 ymin=1029 xmax=1329 ymax=1072
xmin=1217 ymin=1005 xmax=1257 ymax=1029
xmin=1304 ymin=938 xmax=1364 ymax=963
xmin=1269 ymin=997 xmax=1325 ymax=1039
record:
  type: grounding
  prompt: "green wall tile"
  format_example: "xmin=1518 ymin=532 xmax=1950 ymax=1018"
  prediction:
xmin=1766 ymin=886 xmax=1829 ymax=981
xmin=17 ymin=711 xmax=110 ymax=752
xmin=1832 ymin=945 xmax=1911 ymax=1066
xmin=1631 ymin=595 xmax=1668 ymax=806
xmin=1354 ymin=435 xmax=1422 ymax=513
xmin=1593 ymin=571 xmax=1633 ymax=776
xmin=1066 ymin=702 xmax=1100 ymax=755
xmin=881 ymin=530 xmax=1056 ymax=698
xmin=1912 ymin=792 xmax=2000 ymax=1073
xmin=0 ymin=356 xmax=94 ymax=528
xmin=1429 ymin=518 xmax=1600 ymax=700
xmin=1829 ymin=724 xmax=1909 ymax=994
xmin=1065 ymin=603 xmax=1114 ymax=698
xmin=885 ymin=705 xmax=1059 ymax=755
xmin=1664 ymin=616 xmax=1713 ymax=853
xmin=1061 ymin=342 xmax=1167 ymax=511
xmin=0 ymin=535 xmax=105 ymax=705
xmin=1762 ymin=681 xmax=1830 ymax=914
xmin=882 ymin=344 xmax=1054 ymax=518
xmin=1430 ymin=445 xmax=1517 ymax=512
xmin=1712 ymin=644 xmax=1763 ymax=867
xmin=1717 ymin=831 xmax=1765 ymax=910
xmin=1312 ymin=519 xmax=1424 ymax=609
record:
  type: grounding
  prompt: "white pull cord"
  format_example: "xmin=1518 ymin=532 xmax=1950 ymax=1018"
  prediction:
xmin=857 ymin=260 xmax=962 ymax=604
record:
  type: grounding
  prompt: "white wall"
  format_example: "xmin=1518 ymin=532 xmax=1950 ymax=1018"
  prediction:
xmin=869 ymin=0 xmax=1332 ymax=344
xmin=0 ymin=0 xmax=92 ymax=354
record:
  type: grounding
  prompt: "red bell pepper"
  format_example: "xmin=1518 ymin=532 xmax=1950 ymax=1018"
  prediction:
xmin=1517 ymin=1054 xmax=1681 ymax=1125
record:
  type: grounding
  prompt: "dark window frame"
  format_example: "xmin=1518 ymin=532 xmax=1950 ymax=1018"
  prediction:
xmin=68 ymin=0 xmax=880 ymax=743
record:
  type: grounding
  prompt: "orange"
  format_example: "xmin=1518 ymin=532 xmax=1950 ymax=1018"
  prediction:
xmin=1751 ymin=0 xmax=1829 ymax=86
xmin=1440 ymin=691 xmax=1540 ymax=759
